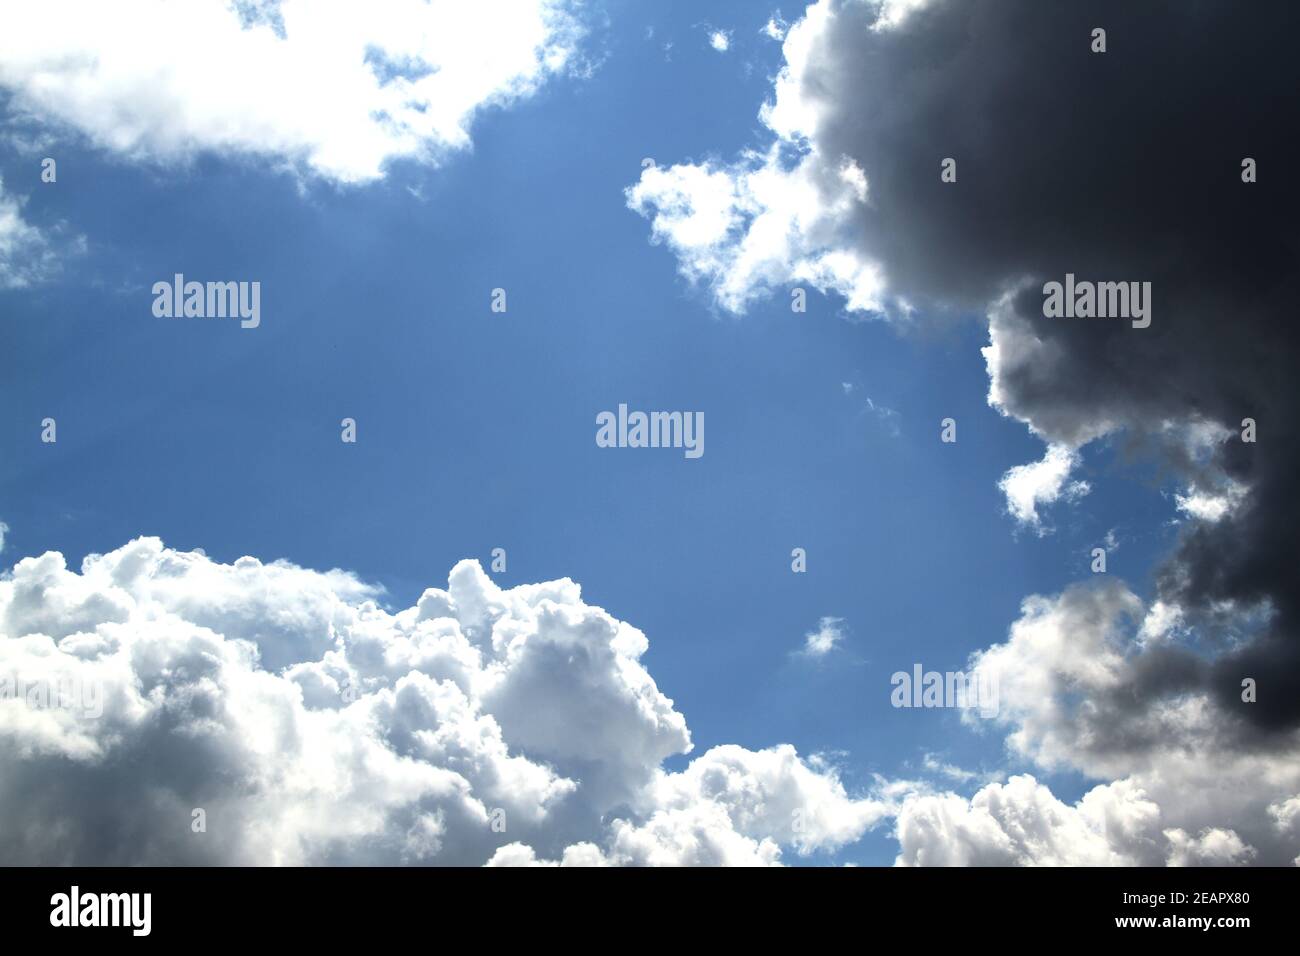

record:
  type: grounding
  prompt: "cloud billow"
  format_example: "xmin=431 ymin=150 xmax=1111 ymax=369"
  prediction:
xmin=0 ymin=538 xmax=886 ymax=865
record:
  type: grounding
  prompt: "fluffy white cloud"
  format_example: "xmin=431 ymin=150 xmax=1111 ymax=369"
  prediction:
xmin=0 ymin=537 xmax=884 ymax=864
xmin=4 ymin=536 xmax=1293 ymax=866
xmin=626 ymin=0 xmax=948 ymax=318
xmin=708 ymin=30 xmax=732 ymax=53
xmin=0 ymin=0 xmax=586 ymax=184
xmin=1164 ymin=828 xmax=1257 ymax=867
xmin=627 ymin=2 xmax=888 ymax=316
xmin=626 ymin=145 xmax=885 ymax=315
xmin=896 ymin=775 xmax=1160 ymax=866
xmin=1174 ymin=481 xmax=1248 ymax=524
xmin=495 ymin=744 xmax=888 ymax=866
xmin=997 ymin=443 xmax=1090 ymax=533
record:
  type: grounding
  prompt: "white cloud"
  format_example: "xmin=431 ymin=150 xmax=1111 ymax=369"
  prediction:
xmin=1137 ymin=599 xmax=1184 ymax=645
xmin=914 ymin=581 xmax=1300 ymax=867
xmin=485 ymin=841 xmax=609 ymax=867
xmin=626 ymin=0 xmax=942 ymax=318
xmin=0 ymin=180 xmax=71 ymax=288
xmin=0 ymin=537 xmax=884 ymax=864
xmin=1268 ymin=795 xmax=1300 ymax=833
xmin=0 ymin=521 xmax=8 ymax=555
xmin=708 ymin=30 xmax=732 ymax=53
xmin=762 ymin=16 xmax=789 ymax=41
xmin=1175 ymin=481 xmax=1248 ymax=523
xmin=997 ymin=443 xmax=1090 ymax=532
xmin=626 ymin=145 xmax=885 ymax=315
xmin=0 ymin=0 xmax=586 ymax=185
xmin=627 ymin=2 xmax=888 ymax=316
xmin=871 ymin=0 xmax=933 ymax=32
xmin=499 ymin=743 xmax=888 ymax=865
xmin=1165 ymin=827 xmax=1257 ymax=867
xmin=798 ymin=616 xmax=845 ymax=658
xmin=5 ymin=536 xmax=1294 ymax=866
xmin=896 ymin=775 xmax=1160 ymax=866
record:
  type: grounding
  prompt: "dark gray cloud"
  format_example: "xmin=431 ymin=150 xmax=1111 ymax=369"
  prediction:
xmin=787 ymin=0 xmax=1299 ymax=734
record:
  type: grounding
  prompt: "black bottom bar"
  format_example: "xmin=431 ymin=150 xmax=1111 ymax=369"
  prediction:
xmin=0 ymin=866 xmax=1292 ymax=941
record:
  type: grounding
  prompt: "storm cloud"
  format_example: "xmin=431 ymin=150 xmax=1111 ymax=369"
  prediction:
xmin=630 ymin=0 xmax=1300 ymax=740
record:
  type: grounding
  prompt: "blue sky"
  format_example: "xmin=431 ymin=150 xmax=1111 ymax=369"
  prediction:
xmin=0 ymin=0 xmax=1227 ymax=866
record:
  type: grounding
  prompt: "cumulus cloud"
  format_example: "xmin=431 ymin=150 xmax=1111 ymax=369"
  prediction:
xmin=934 ymin=581 xmax=1300 ymax=866
xmin=0 ymin=0 xmax=586 ymax=184
xmin=6 ymin=537 xmax=1293 ymax=866
xmin=626 ymin=145 xmax=884 ymax=315
xmin=708 ymin=30 xmax=732 ymax=53
xmin=893 ymin=580 xmax=1300 ymax=867
xmin=880 ymin=577 xmax=1300 ymax=867
xmin=496 ymin=744 xmax=888 ymax=865
xmin=0 ymin=538 xmax=886 ymax=865
xmin=896 ymin=775 xmax=1161 ymax=866
xmin=627 ymin=2 xmax=887 ymax=316
xmin=1164 ymin=828 xmax=1257 ymax=867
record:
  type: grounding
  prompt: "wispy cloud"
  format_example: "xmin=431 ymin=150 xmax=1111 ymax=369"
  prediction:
xmin=797 ymin=616 xmax=845 ymax=658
